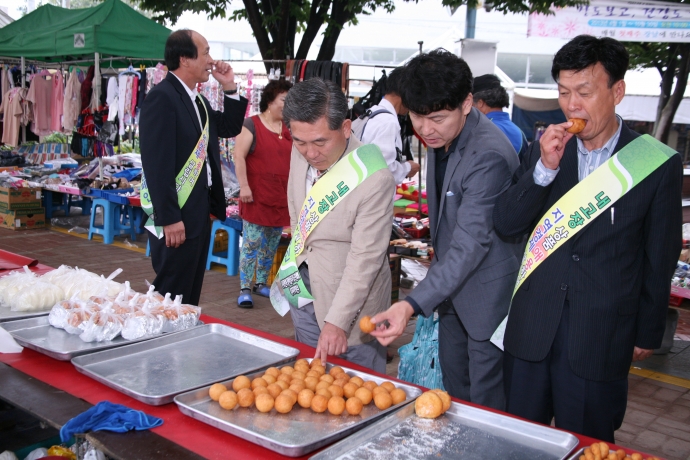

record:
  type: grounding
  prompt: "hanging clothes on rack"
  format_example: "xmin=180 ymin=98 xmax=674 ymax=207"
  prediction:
xmin=26 ymin=70 xmax=53 ymax=137
xmin=106 ymin=76 xmax=118 ymax=122
xmin=80 ymin=65 xmax=94 ymax=112
xmin=50 ymin=70 xmax=64 ymax=132
xmin=0 ymin=87 xmax=26 ymax=147
xmin=63 ymin=69 xmax=82 ymax=131
xmin=89 ymin=64 xmax=101 ymax=112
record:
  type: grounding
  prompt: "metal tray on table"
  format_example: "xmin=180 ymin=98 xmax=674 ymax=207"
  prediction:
xmin=0 ymin=307 xmax=50 ymax=323
xmin=174 ymin=359 xmax=423 ymax=457
xmin=311 ymin=399 xmax=579 ymax=460
xmin=71 ymin=323 xmax=300 ymax=405
xmin=1 ymin=315 xmax=204 ymax=360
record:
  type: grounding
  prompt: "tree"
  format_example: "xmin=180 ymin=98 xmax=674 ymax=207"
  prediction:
xmin=136 ymin=0 xmax=586 ymax=71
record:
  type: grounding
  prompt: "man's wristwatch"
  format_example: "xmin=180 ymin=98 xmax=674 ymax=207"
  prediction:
xmin=224 ymin=88 xmax=238 ymax=95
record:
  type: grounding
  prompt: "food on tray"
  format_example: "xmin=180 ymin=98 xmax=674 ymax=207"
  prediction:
xmin=345 ymin=397 xmax=363 ymax=415
xmin=253 ymin=386 xmax=269 ymax=397
xmin=328 ymin=384 xmax=344 ymax=398
xmin=350 ymin=376 xmax=364 ymax=387
xmin=372 ymin=386 xmax=388 ymax=397
xmin=354 ymin=387 xmax=373 ymax=405
xmin=219 ymin=390 xmax=238 ymax=410
xmin=578 ymin=443 xmax=659 ymax=460
xmin=363 ymin=380 xmax=377 ymax=391
xmin=431 ymin=389 xmax=451 ymax=413
xmin=310 ymin=394 xmax=328 ymax=413
xmin=298 ymin=389 xmax=315 ymax=408
xmin=374 ymin=392 xmax=393 ymax=410
xmin=281 ymin=389 xmax=298 ymax=405
xmin=237 ymin=388 xmax=255 ymax=408
xmin=380 ymin=381 xmax=395 ymax=392
xmin=255 ymin=393 xmax=275 ymax=413
xmin=316 ymin=388 xmax=333 ymax=399
xmin=329 ymin=366 xmax=345 ymax=377
xmin=359 ymin=315 xmax=376 ymax=334
xmin=328 ymin=396 xmax=346 ymax=415
xmin=232 ymin=375 xmax=251 ymax=392
xmin=251 ymin=377 xmax=268 ymax=389
xmin=566 ymin=118 xmax=587 ymax=134
xmin=390 ymin=388 xmax=407 ymax=405
xmin=415 ymin=391 xmax=444 ymax=419
xmin=343 ymin=382 xmax=358 ymax=398
xmin=320 ymin=374 xmax=334 ymax=384
xmin=267 ymin=383 xmax=283 ymax=398
xmin=275 ymin=393 xmax=295 ymax=413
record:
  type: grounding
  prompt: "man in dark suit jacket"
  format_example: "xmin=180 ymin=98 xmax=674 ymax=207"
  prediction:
xmin=140 ymin=30 xmax=247 ymax=305
xmin=493 ymin=35 xmax=682 ymax=442
xmin=371 ymin=50 xmax=520 ymax=410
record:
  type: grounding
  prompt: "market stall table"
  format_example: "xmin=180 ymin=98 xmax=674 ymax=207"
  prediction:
xmin=0 ymin=313 xmax=652 ymax=460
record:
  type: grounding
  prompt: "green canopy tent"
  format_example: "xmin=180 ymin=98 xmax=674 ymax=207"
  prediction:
xmin=0 ymin=0 xmax=170 ymax=63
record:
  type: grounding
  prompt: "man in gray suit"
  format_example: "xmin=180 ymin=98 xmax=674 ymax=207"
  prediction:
xmin=371 ymin=49 xmax=520 ymax=409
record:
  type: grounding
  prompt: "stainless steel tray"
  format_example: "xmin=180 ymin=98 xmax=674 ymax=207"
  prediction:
xmin=174 ymin=359 xmax=423 ymax=457
xmin=1 ymin=315 xmax=197 ymax=360
xmin=311 ymin=399 xmax=579 ymax=460
xmin=72 ymin=323 xmax=300 ymax=406
xmin=0 ymin=307 xmax=50 ymax=322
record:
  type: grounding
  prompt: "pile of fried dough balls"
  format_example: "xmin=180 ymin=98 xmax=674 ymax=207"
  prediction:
xmin=414 ymin=389 xmax=451 ymax=419
xmin=579 ymin=443 xmax=659 ymax=460
xmin=209 ymin=358 xmax=407 ymax=416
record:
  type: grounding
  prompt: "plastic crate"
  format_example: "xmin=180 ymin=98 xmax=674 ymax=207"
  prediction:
xmin=404 ymin=226 xmax=429 ymax=239
xmin=86 ymin=187 xmax=133 ymax=199
xmin=102 ymin=190 xmax=133 ymax=205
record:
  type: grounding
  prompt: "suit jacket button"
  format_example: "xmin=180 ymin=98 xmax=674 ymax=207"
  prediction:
xmin=572 ymin=254 xmax=580 ymax=262
xmin=560 ymin=283 xmax=568 ymax=291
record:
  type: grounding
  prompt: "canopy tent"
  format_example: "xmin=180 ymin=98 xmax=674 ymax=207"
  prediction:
xmin=0 ymin=0 xmax=170 ymax=63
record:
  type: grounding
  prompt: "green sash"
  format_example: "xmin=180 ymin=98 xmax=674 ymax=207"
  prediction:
xmin=140 ymin=95 xmax=210 ymax=239
xmin=270 ymin=144 xmax=388 ymax=316
xmin=490 ymin=134 xmax=677 ymax=349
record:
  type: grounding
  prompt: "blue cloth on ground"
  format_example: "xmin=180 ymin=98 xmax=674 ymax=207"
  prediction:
xmin=59 ymin=401 xmax=163 ymax=442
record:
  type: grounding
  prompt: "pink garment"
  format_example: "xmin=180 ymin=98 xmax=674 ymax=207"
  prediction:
xmin=130 ymin=76 xmax=138 ymax=115
xmin=63 ymin=69 xmax=82 ymax=131
xmin=50 ymin=71 xmax=64 ymax=132
xmin=26 ymin=73 xmax=53 ymax=136
xmin=1 ymin=88 xmax=23 ymax=146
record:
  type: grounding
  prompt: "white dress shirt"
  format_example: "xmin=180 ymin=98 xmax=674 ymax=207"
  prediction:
xmin=359 ymin=98 xmax=410 ymax=184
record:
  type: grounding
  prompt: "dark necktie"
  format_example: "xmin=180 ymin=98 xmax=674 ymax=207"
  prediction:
xmin=194 ymin=96 xmax=207 ymax=130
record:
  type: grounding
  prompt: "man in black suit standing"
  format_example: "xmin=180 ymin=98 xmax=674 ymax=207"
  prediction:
xmin=494 ymin=35 xmax=682 ymax=442
xmin=140 ymin=30 xmax=247 ymax=305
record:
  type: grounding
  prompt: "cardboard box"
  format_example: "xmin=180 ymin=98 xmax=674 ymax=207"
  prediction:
xmin=0 ymin=207 xmax=46 ymax=230
xmin=0 ymin=186 xmax=42 ymax=210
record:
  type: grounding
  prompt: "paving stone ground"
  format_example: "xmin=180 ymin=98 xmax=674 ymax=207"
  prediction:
xmin=1 ymin=217 xmax=689 ymax=459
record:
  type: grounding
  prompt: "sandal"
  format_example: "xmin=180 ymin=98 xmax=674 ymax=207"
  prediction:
xmin=253 ymin=283 xmax=271 ymax=298
xmin=237 ymin=290 xmax=253 ymax=309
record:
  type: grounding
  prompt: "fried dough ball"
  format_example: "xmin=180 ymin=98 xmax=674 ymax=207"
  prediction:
xmin=316 ymin=388 xmax=333 ymax=399
xmin=306 ymin=370 xmax=320 ymax=378
xmin=349 ymin=376 xmax=364 ymax=387
xmin=374 ymin=392 xmax=393 ymax=410
xmin=359 ymin=315 xmax=376 ymax=333
xmin=291 ymin=371 xmax=306 ymax=381
xmin=255 ymin=393 xmax=275 ymax=413
xmin=415 ymin=391 xmax=443 ymax=419
xmin=275 ymin=380 xmax=289 ymax=391
xmin=336 ymin=372 xmax=350 ymax=382
xmin=281 ymin=366 xmax=295 ymax=375
xmin=295 ymin=363 xmax=310 ymax=375
xmin=304 ymin=376 xmax=319 ymax=391
xmin=237 ymin=388 xmax=255 ymax=408
xmin=253 ymin=386 xmax=269 ymax=397
xmin=251 ymin=377 xmax=268 ymax=389
xmin=262 ymin=374 xmax=277 ymax=385
xmin=319 ymin=374 xmax=335 ymax=384
xmin=380 ymin=381 xmax=396 ymax=393
xmin=329 ymin=366 xmax=345 ymax=377
xmin=566 ymin=118 xmax=587 ymax=134
xmin=343 ymin=382 xmax=359 ymax=398
xmin=209 ymin=383 xmax=227 ymax=401
xmin=267 ymin=383 xmax=283 ymax=399
xmin=311 ymin=394 xmax=328 ymax=413
xmin=607 ymin=454 xmax=617 ymax=460
xmin=219 ymin=390 xmax=238 ymax=410
xmin=297 ymin=389 xmax=315 ymax=408
xmin=630 ymin=454 xmax=642 ymax=460
xmin=328 ymin=384 xmax=344 ymax=398
xmin=328 ymin=396 xmax=346 ymax=415
xmin=289 ymin=383 xmax=306 ymax=394
xmin=310 ymin=358 xmax=323 ymax=368
xmin=232 ymin=375 xmax=251 ymax=392
xmin=362 ymin=381 xmax=377 ymax=391
xmin=275 ymin=394 xmax=295 ymax=414
xmin=355 ymin=387 xmax=373 ymax=405
xmin=295 ymin=358 xmax=310 ymax=368
xmin=615 ymin=450 xmax=626 ymax=460
xmin=599 ymin=443 xmax=610 ymax=457
xmin=278 ymin=374 xmax=293 ymax=384
xmin=390 ymin=388 xmax=407 ymax=405
xmin=281 ymin=389 xmax=298 ymax=405
xmin=265 ymin=367 xmax=280 ymax=378
xmin=431 ymin=389 xmax=451 ymax=413
xmin=346 ymin=397 xmax=363 ymax=415
xmin=311 ymin=365 xmax=326 ymax=376
xmin=332 ymin=379 xmax=347 ymax=388
xmin=372 ymin=386 xmax=389 ymax=397
xmin=316 ymin=381 xmax=331 ymax=391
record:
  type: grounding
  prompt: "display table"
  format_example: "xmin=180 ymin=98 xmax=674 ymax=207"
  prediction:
xmin=0 ymin=313 xmax=649 ymax=460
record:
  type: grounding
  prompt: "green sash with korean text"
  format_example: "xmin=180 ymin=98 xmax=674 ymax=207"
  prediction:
xmin=270 ymin=144 xmax=387 ymax=315
xmin=490 ymin=134 xmax=677 ymax=349
xmin=140 ymin=96 xmax=209 ymax=239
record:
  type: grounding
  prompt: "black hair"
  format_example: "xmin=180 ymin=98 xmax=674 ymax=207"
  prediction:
xmin=260 ymin=79 xmax=294 ymax=113
xmin=551 ymin=35 xmax=629 ymax=87
xmin=399 ymin=48 xmax=473 ymax=115
xmin=473 ymin=87 xmax=509 ymax=108
xmin=165 ymin=30 xmax=198 ymax=71
xmin=283 ymin=79 xmax=348 ymax=130
xmin=384 ymin=67 xmax=403 ymax=96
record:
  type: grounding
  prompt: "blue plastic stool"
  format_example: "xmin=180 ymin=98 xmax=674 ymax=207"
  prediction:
xmin=44 ymin=191 xmax=92 ymax=219
xmin=206 ymin=218 xmax=242 ymax=276
xmin=88 ymin=199 xmax=132 ymax=244
xmin=117 ymin=205 xmax=144 ymax=242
